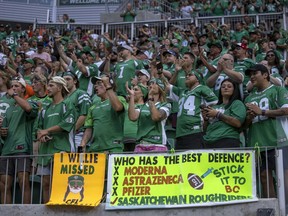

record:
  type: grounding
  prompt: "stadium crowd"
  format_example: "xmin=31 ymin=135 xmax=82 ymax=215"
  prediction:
xmin=133 ymin=0 xmax=285 ymax=18
xmin=0 ymin=8 xmax=288 ymax=204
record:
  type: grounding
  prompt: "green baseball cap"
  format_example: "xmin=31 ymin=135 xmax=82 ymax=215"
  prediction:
xmin=24 ymin=58 xmax=35 ymax=66
xmin=138 ymin=83 xmax=148 ymax=98
xmin=149 ymin=78 xmax=165 ymax=91
xmin=68 ymin=175 xmax=84 ymax=182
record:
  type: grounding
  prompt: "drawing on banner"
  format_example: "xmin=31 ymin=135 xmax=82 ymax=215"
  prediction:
xmin=63 ymin=175 xmax=85 ymax=202
xmin=47 ymin=153 xmax=106 ymax=206
xmin=187 ymin=168 xmax=213 ymax=190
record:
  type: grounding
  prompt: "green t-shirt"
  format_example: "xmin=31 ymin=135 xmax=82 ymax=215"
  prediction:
xmin=211 ymin=0 xmax=225 ymax=15
xmin=114 ymin=59 xmax=143 ymax=97
xmin=37 ymin=100 xmax=76 ymax=165
xmin=2 ymin=99 xmax=39 ymax=156
xmin=84 ymin=96 xmax=126 ymax=152
xmin=203 ymin=100 xmax=246 ymax=143
xmin=121 ymin=11 xmax=136 ymax=22
xmin=244 ymin=85 xmax=288 ymax=149
xmin=169 ymin=85 xmax=218 ymax=137
xmin=136 ymin=102 xmax=171 ymax=145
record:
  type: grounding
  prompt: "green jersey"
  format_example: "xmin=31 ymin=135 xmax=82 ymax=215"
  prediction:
xmin=229 ymin=3 xmax=242 ymax=15
xmin=0 ymin=93 xmax=15 ymax=117
xmin=231 ymin=30 xmax=249 ymax=43
xmin=37 ymin=100 xmax=76 ymax=165
xmin=73 ymin=63 xmax=98 ymax=96
xmin=211 ymin=0 xmax=225 ymax=15
xmin=84 ymin=96 xmax=126 ymax=152
xmin=169 ymin=85 xmax=218 ymax=138
xmin=114 ymin=59 xmax=143 ymax=96
xmin=265 ymin=3 xmax=277 ymax=12
xmin=255 ymin=52 xmax=266 ymax=63
xmin=120 ymin=11 xmax=136 ymax=22
xmin=29 ymin=94 xmax=52 ymax=140
xmin=2 ymin=99 xmax=38 ymax=156
xmin=5 ymin=31 xmax=18 ymax=55
xmin=136 ymin=102 xmax=171 ymax=145
xmin=170 ymin=69 xmax=188 ymax=114
xmin=0 ymin=31 xmax=6 ymax=41
xmin=244 ymin=85 xmax=288 ymax=149
xmin=203 ymin=100 xmax=246 ymax=144
xmin=0 ymin=94 xmax=15 ymax=152
xmin=65 ymin=89 xmax=91 ymax=127
xmin=203 ymin=55 xmax=222 ymax=80
xmin=234 ymin=58 xmax=255 ymax=97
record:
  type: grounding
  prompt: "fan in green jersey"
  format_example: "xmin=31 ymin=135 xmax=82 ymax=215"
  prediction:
xmin=244 ymin=64 xmax=288 ymax=198
xmin=80 ymin=75 xmax=126 ymax=153
xmin=0 ymin=77 xmax=39 ymax=204
xmin=63 ymin=71 xmax=91 ymax=148
xmin=202 ymin=78 xmax=246 ymax=148
xmin=37 ymin=76 xmax=75 ymax=203
xmin=207 ymin=53 xmax=244 ymax=97
xmin=127 ymin=78 xmax=171 ymax=152
xmin=114 ymin=44 xmax=143 ymax=97
xmin=167 ymin=71 xmax=218 ymax=150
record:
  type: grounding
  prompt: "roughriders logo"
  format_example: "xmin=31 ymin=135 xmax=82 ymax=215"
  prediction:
xmin=63 ymin=175 xmax=85 ymax=203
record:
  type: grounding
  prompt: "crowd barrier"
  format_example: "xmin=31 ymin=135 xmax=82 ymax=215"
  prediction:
xmin=34 ymin=12 xmax=286 ymax=41
xmin=0 ymin=147 xmax=286 ymax=213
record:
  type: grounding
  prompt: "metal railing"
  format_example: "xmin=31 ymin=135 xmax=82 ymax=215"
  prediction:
xmin=0 ymin=147 xmax=286 ymax=212
xmin=34 ymin=12 xmax=286 ymax=42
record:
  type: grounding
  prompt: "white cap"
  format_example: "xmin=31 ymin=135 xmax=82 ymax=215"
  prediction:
xmin=12 ymin=77 xmax=26 ymax=88
xmin=50 ymin=76 xmax=69 ymax=93
xmin=136 ymin=69 xmax=150 ymax=79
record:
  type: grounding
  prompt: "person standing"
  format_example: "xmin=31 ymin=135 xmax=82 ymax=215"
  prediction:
xmin=114 ymin=45 xmax=143 ymax=97
xmin=36 ymin=76 xmax=75 ymax=203
xmin=120 ymin=3 xmax=137 ymax=22
xmin=63 ymin=71 xmax=91 ymax=148
xmin=202 ymin=78 xmax=246 ymax=148
xmin=244 ymin=64 xmax=288 ymax=198
xmin=0 ymin=77 xmax=39 ymax=204
xmin=167 ymin=72 xmax=218 ymax=150
xmin=127 ymin=78 xmax=171 ymax=152
xmin=80 ymin=76 xmax=126 ymax=153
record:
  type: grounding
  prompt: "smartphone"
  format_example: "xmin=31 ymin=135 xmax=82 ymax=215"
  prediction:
xmin=78 ymin=146 xmax=83 ymax=153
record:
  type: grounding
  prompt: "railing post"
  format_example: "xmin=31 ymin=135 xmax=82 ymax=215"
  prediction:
xmin=46 ymin=9 xmax=50 ymax=23
xmin=276 ymin=149 xmax=286 ymax=216
xmin=101 ymin=23 xmax=105 ymax=36
xmin=51 ymin=0 xmax=57 ymax=23
xmin=256 ymin=14 xmax=259 ymax=26
xmin=131 ymin=22 xmax=134 ymax=42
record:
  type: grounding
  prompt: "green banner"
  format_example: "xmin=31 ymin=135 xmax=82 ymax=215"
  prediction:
xmin=59 ymin=0 xmax=121 ymax=5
